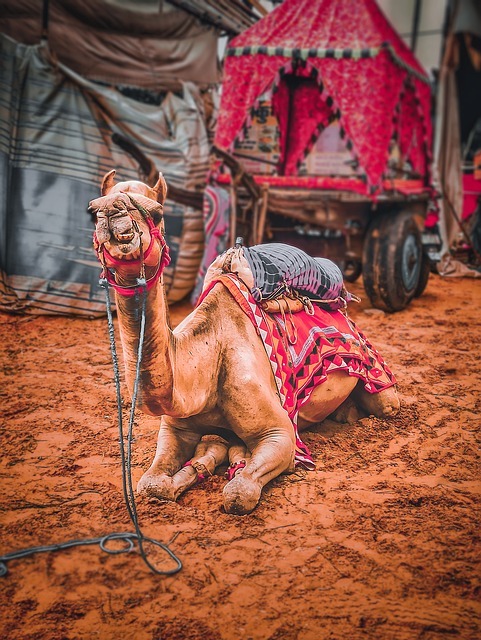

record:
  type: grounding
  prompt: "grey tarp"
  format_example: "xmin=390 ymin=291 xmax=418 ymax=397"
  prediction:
xmin=0 ymin=0 xmax=220 ymax=91
xmin=0 ymin=34 xmax=210 ymax=316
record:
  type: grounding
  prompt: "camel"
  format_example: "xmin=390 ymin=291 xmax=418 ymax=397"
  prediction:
xmin=89 ymin=170 xmax=400 ymax=515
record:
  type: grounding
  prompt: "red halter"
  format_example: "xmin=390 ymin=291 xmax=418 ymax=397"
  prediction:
xmin=94 ymin=213 xmax=171 ymax=297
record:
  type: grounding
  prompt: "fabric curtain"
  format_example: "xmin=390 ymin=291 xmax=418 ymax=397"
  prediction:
xmin=214 ymin=0 xmax=432 ymax=193
xmin=433 ymin=36 xmax=465 ymax=255
xmin=0 ymin=0 xmax=220 ymax=90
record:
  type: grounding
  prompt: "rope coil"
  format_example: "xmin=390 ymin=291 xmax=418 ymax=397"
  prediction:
xmin=0 ymin=278 xmax=182 ymax=577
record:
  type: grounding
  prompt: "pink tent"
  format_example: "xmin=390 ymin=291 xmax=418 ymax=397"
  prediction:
xmin=214 ymin=0 xmax=433 ymax=193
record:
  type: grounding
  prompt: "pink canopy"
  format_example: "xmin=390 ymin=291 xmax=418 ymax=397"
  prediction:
xmin=214 ymin=0 xmax=433 ymax=193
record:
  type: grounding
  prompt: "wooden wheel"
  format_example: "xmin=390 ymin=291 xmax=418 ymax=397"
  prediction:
xmin=362 ymin=211 xmax=424 ymax=312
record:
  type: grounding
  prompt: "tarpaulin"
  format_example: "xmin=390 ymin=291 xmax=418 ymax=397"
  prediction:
xmin=0 ymin=34 xmax=210 ymax=315
xmin=0 ymin=0 xmax=220 ymax=90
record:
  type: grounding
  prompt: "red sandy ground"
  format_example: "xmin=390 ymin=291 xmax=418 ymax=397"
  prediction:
xmin=0 ymin=273 xmax=480 ymax=640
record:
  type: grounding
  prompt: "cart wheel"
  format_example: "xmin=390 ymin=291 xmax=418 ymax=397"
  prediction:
xmin=341 ymin=259 xmax=362 ymax=283
xmin=414 ymin=252 xmax=431 ymax=298
xmin=362 ymin=211 xmax=423 ymax=312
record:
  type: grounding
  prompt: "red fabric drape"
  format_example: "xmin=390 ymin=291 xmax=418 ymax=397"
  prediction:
xmin=316 ymin=52 xmax=406 ymax=187
xmin=272 ymin=75 xmax=334 ymax=175
xmin=214 ymin=0 xmax=432 ymax=192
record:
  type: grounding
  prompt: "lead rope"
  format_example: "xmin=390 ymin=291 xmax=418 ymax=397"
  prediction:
xmin=98 ymin=275 xmax=182 ymax=576
xmin=0 ymin=278 xmax=182 ymax=578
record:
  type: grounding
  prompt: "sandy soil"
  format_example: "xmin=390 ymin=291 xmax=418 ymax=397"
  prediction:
xmin=0 ymin=273 xmax=480 ymax=640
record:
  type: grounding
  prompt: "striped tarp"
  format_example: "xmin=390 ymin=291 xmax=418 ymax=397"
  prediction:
xmin=0 ymin=34 xmax=210 ymax=316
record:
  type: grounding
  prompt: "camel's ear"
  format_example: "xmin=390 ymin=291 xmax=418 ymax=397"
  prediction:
xmin=101 ymin=170 xmax=116 ymax=196
xmin=152 ymin=172 xmax=168 ymax=205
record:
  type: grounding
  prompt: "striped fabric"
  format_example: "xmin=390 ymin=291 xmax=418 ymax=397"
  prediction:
xmin=243 ymin=243 xmax=349 ymax=306
xmin=0 ymin=35 xmax=209 ymax=316
xmin=191 ymin=185 xmax=231 ymax=304
xmin=225 ymin=43 xmax=430 ymax=84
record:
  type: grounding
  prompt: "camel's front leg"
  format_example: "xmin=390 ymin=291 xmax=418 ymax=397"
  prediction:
xmin=222 ymin=412 xmax=296 ymax=515
xmin=167 ymin=435 xmax=229 ymax=497
xmin=137 ymin=417 xmax=201 ymax=501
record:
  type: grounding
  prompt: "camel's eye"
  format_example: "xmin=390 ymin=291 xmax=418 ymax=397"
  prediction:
xmin=87 ymin=205 xmax=98 ymax=222
xmin=151 ymin=210 xmax=163 ymax=225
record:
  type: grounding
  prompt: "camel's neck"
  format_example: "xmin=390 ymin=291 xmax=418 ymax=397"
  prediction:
xmin=115 ymin=278 xmax=175 ymax=415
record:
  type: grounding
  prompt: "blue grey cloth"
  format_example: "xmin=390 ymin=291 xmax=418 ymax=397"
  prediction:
xmin=243 ymin=243 xmax=349 ymax=305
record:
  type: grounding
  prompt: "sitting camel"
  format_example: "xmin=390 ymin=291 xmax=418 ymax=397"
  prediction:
xmin=89 ymin=170 xmax=400 ymax=515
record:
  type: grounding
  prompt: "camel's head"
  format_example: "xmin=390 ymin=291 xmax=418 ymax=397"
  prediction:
xmin=88 ymin=170 xmax=169 ymax=270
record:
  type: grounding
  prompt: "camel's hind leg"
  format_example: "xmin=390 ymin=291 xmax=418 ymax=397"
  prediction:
xmin=352 ymin=381 xmax=400 ymax=418
xmin=297 ymin=370 xmax=359 ymax=430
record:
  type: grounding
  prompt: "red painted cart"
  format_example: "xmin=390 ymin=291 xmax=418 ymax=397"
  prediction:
xmin=209 ymin=0 xmax=441 ymax=312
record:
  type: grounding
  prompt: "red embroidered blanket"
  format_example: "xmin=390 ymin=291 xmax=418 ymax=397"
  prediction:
xmin=198 ymin=274 xmax=396 ymax=469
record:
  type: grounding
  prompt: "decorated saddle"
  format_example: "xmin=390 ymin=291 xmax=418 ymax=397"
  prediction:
xmin=203 ymin=243 xmax=358 ymax=315
xmin=198 ymin=245 xmax=396 ymax=469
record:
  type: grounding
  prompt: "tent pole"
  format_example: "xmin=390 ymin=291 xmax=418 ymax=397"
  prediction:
xmin=410 ymin=0 xmax=422 ymax=53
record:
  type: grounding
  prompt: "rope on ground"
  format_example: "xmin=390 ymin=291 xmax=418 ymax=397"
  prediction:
xmin=0 ymin=278 xmax=182 ymax=578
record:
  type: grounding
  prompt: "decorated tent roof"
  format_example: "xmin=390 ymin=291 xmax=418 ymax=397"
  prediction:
xmin=214 ymin=0 xmax=433 ymax=192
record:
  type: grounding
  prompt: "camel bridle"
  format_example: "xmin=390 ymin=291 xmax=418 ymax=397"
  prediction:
xmin=95 ymin=192 xmax=182 ymax=574
xmin=93 ymin=193 xmax=170 ymax=297
xmin=95 ymin=270 xmax=182 ymax=576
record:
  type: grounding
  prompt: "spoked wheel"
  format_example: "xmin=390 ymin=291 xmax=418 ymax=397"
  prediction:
xmin=362 ymin=211 xmax=424 ymax=312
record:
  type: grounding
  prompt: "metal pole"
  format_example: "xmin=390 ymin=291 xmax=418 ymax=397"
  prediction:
xmin=411 ymin=0 xmax=422 ymax=53
xmin=41 ymin=0 xmax=49 ymax=41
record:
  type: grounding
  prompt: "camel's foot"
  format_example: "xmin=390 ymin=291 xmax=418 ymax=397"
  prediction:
xmin=330 ymin=397 xmax=361 ymax=424
xmin=354 ymin=384 xmax=401 ymax=418
xmin=137 ymin=471 xmax=179 ymax=502
xmin=223 ymin=474 xmax=262 ymax=515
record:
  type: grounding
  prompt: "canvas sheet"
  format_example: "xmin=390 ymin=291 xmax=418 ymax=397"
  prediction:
xmin=0 ymin=34 xmax=210 ymax=315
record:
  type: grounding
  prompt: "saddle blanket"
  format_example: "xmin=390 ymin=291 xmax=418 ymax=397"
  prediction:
xmin=198 ymin=273 xmax=396 ymax=469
